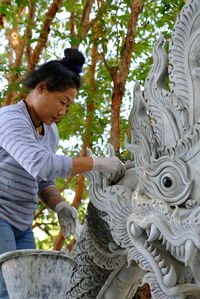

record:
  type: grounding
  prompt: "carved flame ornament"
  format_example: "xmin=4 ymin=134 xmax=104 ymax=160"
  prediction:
xmin=67 ymin=1 xmax=200 ymax=298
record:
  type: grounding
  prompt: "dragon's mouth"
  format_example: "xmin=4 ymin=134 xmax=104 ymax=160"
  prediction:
xmin=127 ymin=218 xmax=200 ymax=296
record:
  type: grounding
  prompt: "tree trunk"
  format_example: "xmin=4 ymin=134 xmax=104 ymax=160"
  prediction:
xmin=110 ymin=82 xmax=124 ymax=155
xmin=106 ymin=0 xmax=145 ymax=153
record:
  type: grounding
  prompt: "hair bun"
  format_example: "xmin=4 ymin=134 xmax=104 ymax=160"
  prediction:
xmin=62 ymin=48 xmax=85 ymax=74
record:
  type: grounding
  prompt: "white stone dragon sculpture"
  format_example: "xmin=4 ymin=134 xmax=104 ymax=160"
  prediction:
xmin=67 ymin=0 xmax=200 ymax=298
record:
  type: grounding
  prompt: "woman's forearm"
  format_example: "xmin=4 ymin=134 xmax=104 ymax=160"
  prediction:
xmin=71 ymin=157 xmax=93 ymax=176
xmin=39 ymin=185 xmax=63 ymax=211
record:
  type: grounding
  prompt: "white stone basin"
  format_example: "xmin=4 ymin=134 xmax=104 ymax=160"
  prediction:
xmin=0 ymin=249 xmax=75 ymax=299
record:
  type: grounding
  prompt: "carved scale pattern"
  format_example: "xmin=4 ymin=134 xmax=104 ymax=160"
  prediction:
xmin=66 ymin=203 xmax=126 ymax=298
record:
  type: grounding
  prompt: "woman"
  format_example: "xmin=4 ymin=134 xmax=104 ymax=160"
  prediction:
xmin=0 ymin=48 xmax=124 ymax=298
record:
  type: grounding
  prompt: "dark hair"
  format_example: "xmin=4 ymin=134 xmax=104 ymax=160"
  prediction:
xmin=23 ymin=48 xmax=85 ymax=91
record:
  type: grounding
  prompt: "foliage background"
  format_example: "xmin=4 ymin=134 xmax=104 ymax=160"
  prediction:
xmin=0 ymin=0 xmax=186 ymax=251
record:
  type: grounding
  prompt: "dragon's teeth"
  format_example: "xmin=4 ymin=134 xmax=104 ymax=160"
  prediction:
xmin=155 ymin=254 xmax=161 ymax=262
xmin=185 ymin=240 xmax=198 ymax=266
xmin=163 ymin=265 xmax=177 ymax=287
xmin=180 ymin=245 xmax=185 ymax=257
xmin=151 ymin=248 xmax=157 ymax=257
xmin=148 ymin=224 xmax=160 ymax=242
xmin=176 ymin=246 xmax=180 ymax=257
xmin=147 ymin=244 xmax=153 ymax=252
xmin=162 ymin=267 xmax=169 ymax=275
xmin=166 ymin=241 xmax=170 ymax=251
xmin=162 ymin=237 xmax=167 ymax=246
xmin=130 ymin=223 xmax=143 ymax=237
xmin=146 ymin=228 xmax=150 ymax=237
xmin=170 ymin=245 xmax=175 ymax=256
xmin=159 ymin=259 xmax=165 ymax=268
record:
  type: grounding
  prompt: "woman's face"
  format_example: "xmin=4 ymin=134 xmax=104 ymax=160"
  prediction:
xmin=32 ymin=82 xmax=77 ymax=125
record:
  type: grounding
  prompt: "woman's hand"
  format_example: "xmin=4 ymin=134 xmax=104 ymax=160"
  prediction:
xmin=92 ymin=156 xmax=125 ymax=183
xmin=55 ymin=202 xmax=78 ymax=239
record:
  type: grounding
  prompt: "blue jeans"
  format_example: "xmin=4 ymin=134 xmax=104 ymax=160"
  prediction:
xmin=0 ymin=218 xmax=36 ymax=299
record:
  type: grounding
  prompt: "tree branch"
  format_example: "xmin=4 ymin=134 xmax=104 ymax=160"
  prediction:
xmin=30 ymin=0 xmax=63 ymax=68
xmin=69 ymin=10 xmax=76 ymax=38
xmin=119 ymin=0 xmax=144 ymax=85
xmin=79 ymin=0 xmax=95 ymax=38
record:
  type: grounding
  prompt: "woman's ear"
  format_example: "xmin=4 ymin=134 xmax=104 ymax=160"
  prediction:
xmin=36 ymin=81 xmax=47 ymax=94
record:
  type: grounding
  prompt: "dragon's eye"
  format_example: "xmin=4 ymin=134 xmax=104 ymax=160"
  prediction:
xmin=159 ymin=170 xmax=177 ymax=194
xmin=161 ymin=176 xmax=173 ymax=188
xmin=144 ymin=157 xmax=192 ymax=205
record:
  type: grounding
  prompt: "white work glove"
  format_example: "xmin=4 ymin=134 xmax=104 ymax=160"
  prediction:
xmin=55 ymin=202 xmax=78 ymax=239
xmin=92 ymin=156 xmax=125 ymax=183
